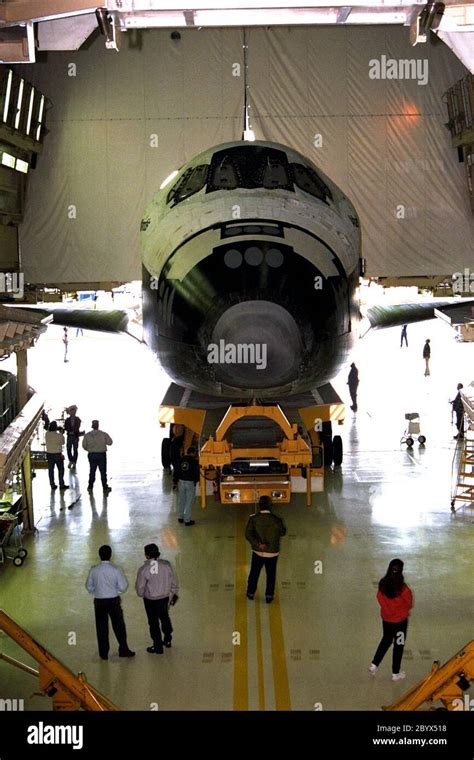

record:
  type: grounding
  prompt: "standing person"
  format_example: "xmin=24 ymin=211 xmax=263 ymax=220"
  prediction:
xmin=170 ymin=426 xmax=184 ymax=486
xmin=45 ymin=421 xmax=69 ymax=491
xmin=75 ymin=327 xmax=84 ymax=337
xmin=423 ymin=339 xmax=431 ymax=376
xmin=451 ymin=383 xmax=465 ymax=440
xmin=245 ymin=496 xmax=287 ymax=604
xmin=82 ymin=420 xmax=113 ymax=494
xmin=135 ymin=543 xmax=179 ymax=654
xmin=400 ymin=324 xmax=408 ymax=348
xmin=85 ymin=545 xmax=135 ymax=660
xmin=64 ymin=405 xmax=83 ymax=469
xmin=369 ymin=558 xmax=413 ymax=681
xmin=176 ymin=446 xmax=200 ymax=526
xmin=347 ymin=362 xmax=359 ymax=412
xmin=63 ymin=327 xmax=69 ymax=363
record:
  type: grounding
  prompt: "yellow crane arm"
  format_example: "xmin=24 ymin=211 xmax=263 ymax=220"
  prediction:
xmin=384 ymin=640 xmax=474 ymax=711
xmin=0 ymin=609 xmax=119 ymax=710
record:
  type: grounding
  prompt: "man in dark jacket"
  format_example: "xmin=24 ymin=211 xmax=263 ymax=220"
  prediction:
xmin=423 ymin=339 xmax=431 ymax=376
xmin=64 ymin=405 xmax=83 ymax=469
xmin=177 ymin=447 xmax=200 ymax=526
xmin=245 ymin=496 xmax=287 ymax=603
xmin=347 ymin=362 xmax=359 ymax=412
xmin=451 ymin=383 xmax=464 ymax=439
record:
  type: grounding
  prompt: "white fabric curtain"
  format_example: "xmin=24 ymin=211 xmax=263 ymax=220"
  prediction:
xmin=19 ymin=26 xmax=473 ymax=282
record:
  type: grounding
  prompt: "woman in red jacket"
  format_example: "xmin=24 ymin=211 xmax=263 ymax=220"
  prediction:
xmin=369 ymin=558 xmax=413 ymax=681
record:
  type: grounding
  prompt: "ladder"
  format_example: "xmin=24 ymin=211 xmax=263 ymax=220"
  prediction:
xmin=450 ymin=427 xmax=474 ymax=513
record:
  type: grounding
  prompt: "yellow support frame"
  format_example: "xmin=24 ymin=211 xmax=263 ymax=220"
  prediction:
xmin=384 ymin=640 xmax=474 ymax=711
xmin=0 ymin=609 xmax=119 ymax=711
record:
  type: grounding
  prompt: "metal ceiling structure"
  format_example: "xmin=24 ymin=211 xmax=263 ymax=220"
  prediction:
xmin=0 ymin=1 xmax=473 ymax=70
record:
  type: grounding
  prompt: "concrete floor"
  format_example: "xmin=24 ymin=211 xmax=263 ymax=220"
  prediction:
xmin=0 ymin=317 xmax=473 ymax=711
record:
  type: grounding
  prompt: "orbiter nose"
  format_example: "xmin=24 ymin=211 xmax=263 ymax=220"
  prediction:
xmin=209 ymin=300 xmax=303 ymax=389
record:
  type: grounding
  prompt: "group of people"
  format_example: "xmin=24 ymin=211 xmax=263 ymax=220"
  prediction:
xmin=86 ymin=543 xmax=179 ymax=658
xmin=44 ymin=405 xmax=113 ymax=493
xmin=85 ymin=494 xmax=412 ymax=683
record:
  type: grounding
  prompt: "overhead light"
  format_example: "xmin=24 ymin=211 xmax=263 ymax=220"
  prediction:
xmin=36 ymin=95 xmax=45 ymax=142
xmin=96 ymin=8 xmax=121 ymax=51
xmin=2 ymin=70 xmax=12 ymax=123
xmin=26 ymin=86 xmax=35 ymax=136
xmin=1 ymin=152 xmax=16 ymax=169
xmin=160 ymin=170 xmax=179 ymax=189
xmin=410 ymin=2 xmax=445 ymax=45
xmin=14 ymin=78 xmax=24 ymax=130
xmin=15 ymin=158 xmax=29 ymax=174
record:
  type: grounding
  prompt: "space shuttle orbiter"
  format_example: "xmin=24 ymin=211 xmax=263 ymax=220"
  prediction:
xmin=19 ymin=140 xmax=474 ymax=401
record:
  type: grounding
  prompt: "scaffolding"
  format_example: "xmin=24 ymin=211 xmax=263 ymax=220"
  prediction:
xmin=451 ymin=383 xmax=474 ymax=513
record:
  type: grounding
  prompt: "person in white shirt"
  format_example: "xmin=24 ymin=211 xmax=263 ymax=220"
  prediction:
xmin=45 ymin=421 xmax=69 ymax=491
xmin=82 ymin=420 xmax=113 ymax=494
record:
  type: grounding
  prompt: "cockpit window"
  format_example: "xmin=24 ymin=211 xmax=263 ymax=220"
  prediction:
xmin=167 ymin=164 xmax=208 ymax=206
xmin=207 ymin=146 xmax=293 ymax=192
xmin=292 ymin=163 xmax=332 ymax=203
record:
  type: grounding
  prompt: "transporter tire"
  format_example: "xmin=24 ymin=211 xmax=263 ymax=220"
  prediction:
xmin=161 ymin=438 xmax=171 ymax=469
xmin=332 ymin=435 xmax=343 ymax=466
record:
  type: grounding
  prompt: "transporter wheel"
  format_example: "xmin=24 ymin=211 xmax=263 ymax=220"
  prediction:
xmin=17 ymin=548 xmax=27 ymax=558
xmin=323 ymin=438 xmax=333 ymax=467
xmin=418 ymin=435 xmax=426 ymax=445
xmin=13 ymin=556 xmax=24 ymax=567
xmin=332 ymin=436 xmax=343 ymax=466
xmin=161 ymin=438 xmax=171 ymax=469
xmin=406 ymin=437 xmax=414 ymax=448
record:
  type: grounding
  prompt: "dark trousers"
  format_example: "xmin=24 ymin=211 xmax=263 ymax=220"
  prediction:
xmin=144 ymin=597 xmax=173 ymax=649
xmin=88 ymin=452 xmax=108 ymax=488
xmin=67 ymin=435 xmax=79 ymax=464
xmin=455 ymin=411 xmax=464 ymax=435
xmin=93 ymin=597 xmax=130 ymax=657
xmin=372 ymin=619 xmax=408 ymax=674
xmin=47 ymin=453 xmax=65 ymax=487
xmin=247 ymin=552 xmax=278 ymax=597
xmin=349 ymin=387 xmax=358 ymax=411
xmin=400 ymin=333 xmax=408 ymax=347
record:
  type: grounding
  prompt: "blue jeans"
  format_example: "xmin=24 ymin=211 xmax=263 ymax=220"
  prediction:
xmin=178 ymin=480 xmax=196 ymax=522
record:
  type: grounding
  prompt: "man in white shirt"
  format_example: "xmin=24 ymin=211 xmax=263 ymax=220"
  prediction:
xmin=82 ymin=420 xmax=113 ymax=494
xmin=45 ymin=421 xmax=69 ymax=491
xmin=85 ymin=544 xmax=135 ymax=660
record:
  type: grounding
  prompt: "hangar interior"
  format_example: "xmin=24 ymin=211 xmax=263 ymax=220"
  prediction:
xmin=0 ymin=0 xmax=474 ymax=714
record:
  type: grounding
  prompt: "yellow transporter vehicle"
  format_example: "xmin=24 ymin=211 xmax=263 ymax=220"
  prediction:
xmin=159 ymin=383 xmax=345 ymax=507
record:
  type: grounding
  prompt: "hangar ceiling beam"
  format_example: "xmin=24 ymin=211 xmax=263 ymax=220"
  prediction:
xmin=0 ymin=1 xmax=96 ymax=25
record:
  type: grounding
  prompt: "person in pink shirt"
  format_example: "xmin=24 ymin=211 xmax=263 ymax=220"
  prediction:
xmin=369 ymin=558 xmax=413 ymax=681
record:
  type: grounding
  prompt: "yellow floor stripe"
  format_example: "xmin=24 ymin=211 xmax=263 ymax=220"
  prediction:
xmin=268 ymin=594 xmax=291 ymax=710
xmin=254 ymin=595 xmax=265 ymax=711
xmin=233 ymin=510 xmax=248 ymax=710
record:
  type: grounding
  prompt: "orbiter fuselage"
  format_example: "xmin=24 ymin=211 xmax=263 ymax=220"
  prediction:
xmin=141 ymin=141 xmax=361 ymax=398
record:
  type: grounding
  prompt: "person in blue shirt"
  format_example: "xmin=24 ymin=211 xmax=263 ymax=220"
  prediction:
xmin=85 ymin=545 xmax=135 ymax=660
